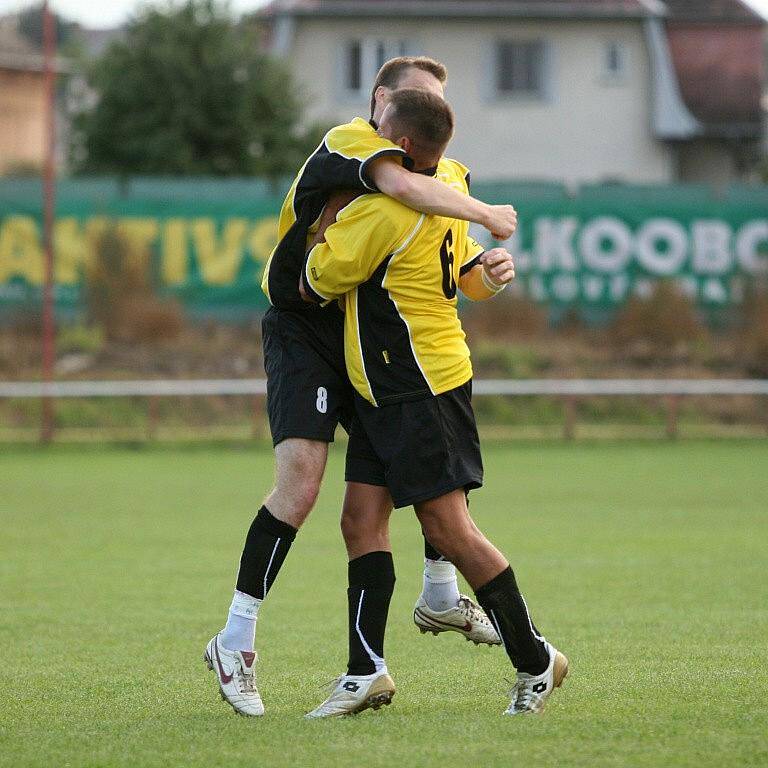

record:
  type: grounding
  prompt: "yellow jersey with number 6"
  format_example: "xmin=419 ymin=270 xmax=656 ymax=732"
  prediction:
xmin=304 ymin=162 xmax=485 ymax=407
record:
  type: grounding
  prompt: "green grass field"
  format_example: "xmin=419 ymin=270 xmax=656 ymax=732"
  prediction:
xmin=2 ymin=441 xmax=767 ymax=767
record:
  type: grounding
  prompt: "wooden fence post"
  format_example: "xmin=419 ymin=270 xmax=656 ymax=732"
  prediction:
xmin=147 ymin=396 xmax=160 ymax=440
xmin=563 ymin=396 xmax=577 ymax=441
xmin=665 ymin=395 xmax=679 ymax=440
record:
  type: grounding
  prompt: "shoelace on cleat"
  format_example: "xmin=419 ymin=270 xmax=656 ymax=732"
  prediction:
xmin=510 ymin=680 xmax=542 ymax=712
xmin=457 ymin=596 xmax=491 ymax=626
xmin=237 ymin=665 xmax=257 ymax=694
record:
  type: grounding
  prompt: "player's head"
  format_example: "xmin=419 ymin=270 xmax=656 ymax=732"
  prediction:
xmin=377 ymin=88 xmax=454 ymax=171
xmin=370 ymin=56 xmax=447 ymax=122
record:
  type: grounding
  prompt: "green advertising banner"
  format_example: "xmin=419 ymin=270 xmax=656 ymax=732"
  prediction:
xmin=0 ymin=196 xmax=281 ymax=319
xmin=0 ymin=181 xmax=766 ymax=321
xmin=471 ymin=185 xmax=768 ymax=311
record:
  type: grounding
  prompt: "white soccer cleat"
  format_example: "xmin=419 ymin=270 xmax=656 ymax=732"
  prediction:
xmin=505 ymin=641 xmax=569 ymax=715
xmin=203 ymin=633 xmax=264 ymax=717
xmin=305 ymin=671 xmax=396 ymax=719
xmin=413 ymin=594 xmax=501 ymax=646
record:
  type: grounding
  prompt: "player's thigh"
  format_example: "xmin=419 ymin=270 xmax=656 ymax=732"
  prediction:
xmin=262 ymin=307 xmax=349 ymax=445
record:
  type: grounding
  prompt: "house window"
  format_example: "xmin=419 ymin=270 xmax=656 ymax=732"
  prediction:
xmin=496 ymin=40 xmax=546 ymax=97
xmin=603 ymin=41 xmax=628 ymax=82
xmin=346 ymin=41 xmax=362 ymax=92
xmin=341 ymin=38 xmax=415 ymax=100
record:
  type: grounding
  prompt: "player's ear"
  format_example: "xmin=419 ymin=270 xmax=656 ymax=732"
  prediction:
xmin=398 ymin=136 xmax=412 ymax=154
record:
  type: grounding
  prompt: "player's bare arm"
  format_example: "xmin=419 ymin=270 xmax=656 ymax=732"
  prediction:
xmin=367 ymin=57 xmax=517 ymax=240
xmin=369 ymin=157 xmax=518 ymax=240
xmin=300 ymin=185 xmax=517 ymax=307
xmin=299 ymin=191 xmax=360 ymax=302
xmin=459 ymin=247 xmax=516 ymax=301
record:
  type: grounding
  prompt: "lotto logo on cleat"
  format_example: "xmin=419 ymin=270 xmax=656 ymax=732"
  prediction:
xmin=533 ymin=682 xmax=547 ymax=694
xmin=343 ymin=681 xmax=361 ymax=693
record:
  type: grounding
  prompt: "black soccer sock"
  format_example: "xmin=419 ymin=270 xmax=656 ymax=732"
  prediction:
xmin=235 ymin=506 xmax=297 ymax=600
xmin=347 ymin=551 xmax=396 ymax=676
xmin=475 ymin=566 xmax=549 ymax=675
xmin=424 ymin=536 xmax=449 ymax=562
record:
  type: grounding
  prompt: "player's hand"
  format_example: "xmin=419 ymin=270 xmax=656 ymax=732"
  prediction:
xmin=481 ymin=248 xmax=515 ymax=286
xmin=483 ymin=205 xmax=518 ymax=241
xmin=298 ymin=273 xmax=315 ymax=302
xmin=307 ymin=189 xmax=362 ymax=250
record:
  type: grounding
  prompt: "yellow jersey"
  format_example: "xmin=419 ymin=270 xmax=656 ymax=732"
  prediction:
xmin=261 ymin=117 xmax=406 ymax=310
xmin=304 ymin=163 xmax=485 ymax=406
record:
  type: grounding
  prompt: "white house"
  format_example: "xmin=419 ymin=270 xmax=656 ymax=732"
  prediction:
xmin=259 ymin=0 xmax=766 ymax=185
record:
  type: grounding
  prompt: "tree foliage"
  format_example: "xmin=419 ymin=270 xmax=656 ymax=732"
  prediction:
xmin=71 ymin=0 xmax=324 ymax=179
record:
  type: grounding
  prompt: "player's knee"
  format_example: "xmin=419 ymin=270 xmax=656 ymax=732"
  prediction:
xmin=272 ymin=467 xmax=321 ymax=518
xmin=339 ymin=498 xmax=380 ymax=545
xmin=418 ymin=517 xmax=456 ymax=560
xmin=340 ymin=500 xmax=391 ymax=557
xmin=340 ymin=506 xmax=364 ymax=544
xmin=274 ymin=439 xmax=326 ymax=515
xmin=419 ymin=511 xmax=472 ymax=562
xmin=434 ymin=536 xmax=460 ymax=562
xmin=291 ymin=476 xmax=321 ymax=516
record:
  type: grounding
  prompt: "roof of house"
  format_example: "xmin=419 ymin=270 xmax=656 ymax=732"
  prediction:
xmin=663 ymin=0 xmax=764 ymax=24
xmin=664 ymin=1 xmax=765 ymax=135
xmin=0 ymin=17 xmax=46 ymax=71
xmin=667 ymin=24 xmax=764 ymax=134
xmin=0 ymin=16 xmax=67 ymax=72
xmin=261 ymin=0 xmax=667 ymax=20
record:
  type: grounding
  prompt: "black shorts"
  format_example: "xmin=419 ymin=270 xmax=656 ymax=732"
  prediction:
xmin=345 ymin=380 xmax=483 ymax=509
xmin=262 ymin=304 xmax=354 ymax=446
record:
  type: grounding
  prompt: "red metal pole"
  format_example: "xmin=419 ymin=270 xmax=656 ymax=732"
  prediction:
xmin=40 ymin=1 xmax=57 ymax=443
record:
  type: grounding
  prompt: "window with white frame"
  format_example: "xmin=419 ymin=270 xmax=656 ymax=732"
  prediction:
xmin=495 ymin=40 xmax=547 ymax=98
xmin=341 ymin=38 xmax=414 ymax=100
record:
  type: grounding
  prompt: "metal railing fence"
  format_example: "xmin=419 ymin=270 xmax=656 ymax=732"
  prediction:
xmin=1 ymin=378 xmax=766 ymax=442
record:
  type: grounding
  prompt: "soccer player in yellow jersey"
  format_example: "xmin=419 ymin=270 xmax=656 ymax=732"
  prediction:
xmin=204 ymin=57 xmax=515 ymax=717
xmin=303 ymin=90 xmax=568 ymax=718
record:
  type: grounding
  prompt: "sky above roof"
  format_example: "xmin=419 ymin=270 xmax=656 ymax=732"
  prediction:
xmin=0 ymin=0 xmax=271 ymax=27
xmin=0 ymin=0 xmax=765 ymax=27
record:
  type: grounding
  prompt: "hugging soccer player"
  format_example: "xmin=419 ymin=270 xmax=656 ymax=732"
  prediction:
xmin=203 ymin=57 xmax=518 ymax=716
xmin=302 ymin=90 xmax=568 ymax=717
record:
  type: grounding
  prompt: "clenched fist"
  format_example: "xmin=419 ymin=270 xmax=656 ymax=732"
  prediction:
xmin=481 ymin=248 xmax=516 ymax=287
xmin=483 ymin=205 xmax=518 ymax=241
